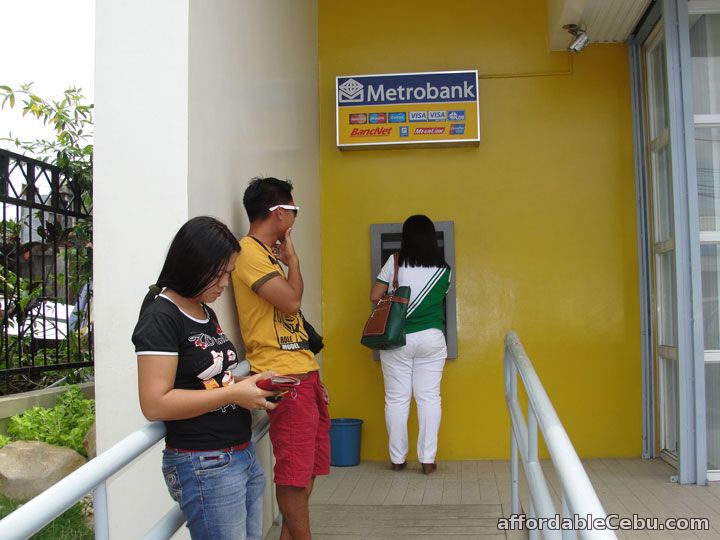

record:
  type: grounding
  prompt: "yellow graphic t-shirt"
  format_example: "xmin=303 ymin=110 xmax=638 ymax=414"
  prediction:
xmin=232 ymin=236 xmax=318 ymax=375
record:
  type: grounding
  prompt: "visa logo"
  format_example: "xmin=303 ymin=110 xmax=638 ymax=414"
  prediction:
xmin=389 ymin=112 xmax=407 ymax=123
xmin=409 ymin=111 xmax=427 ymax=122
xmin=450 ymin=124 xmax=465 ymax=135
xmin=428 ymin=111 xmax=447 ymax=121
xmin=448 ymin=110 xmax=465 ymax=121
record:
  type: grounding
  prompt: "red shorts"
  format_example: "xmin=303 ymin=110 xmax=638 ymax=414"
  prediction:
xmin=267 ymin=370 xmax=330 ymax=487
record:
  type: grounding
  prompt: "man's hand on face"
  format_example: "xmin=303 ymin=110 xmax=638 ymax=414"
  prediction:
xmin=273 ymin=227 xmax=298 ymax=265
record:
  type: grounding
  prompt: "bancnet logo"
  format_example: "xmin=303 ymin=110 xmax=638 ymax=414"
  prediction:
xmin=338 ymin=79 xmax=364 ymax=103
xmin=350 ymin=127 xmax=392 ymax=137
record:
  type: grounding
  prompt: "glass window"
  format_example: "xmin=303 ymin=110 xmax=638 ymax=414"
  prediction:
xmin=649 ymin=40 xmax=669 ymax=137
xmin=653 ymin=145 xmax=675 ymax=240
xmin=661 ymin=356 xmax=679 ymax=454
xmin=691 ymin=14 xmax=720 ymax=115
xmin=691 ymin=8 xmax=720 ymax=477
xmin=701 ymin=244 xmax=720 ymax=349
xmin=696 ymin=127 xmax=720 ymax=231
xmin=707 ymin=363 xmax=720 ymax=470
xmin=657 ymin=250 xmax=678 ymax=347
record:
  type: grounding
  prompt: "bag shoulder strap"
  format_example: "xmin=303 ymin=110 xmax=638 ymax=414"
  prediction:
xmin=392 ymin=252 xmax=400 ymax=291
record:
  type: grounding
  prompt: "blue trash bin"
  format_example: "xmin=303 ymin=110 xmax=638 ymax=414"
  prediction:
xmin=330 ymin=418 xmax=363 ymax=466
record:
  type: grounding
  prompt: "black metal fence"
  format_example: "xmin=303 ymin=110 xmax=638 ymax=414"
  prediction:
xmin=0 ymin=148 xmax=93 ymax=394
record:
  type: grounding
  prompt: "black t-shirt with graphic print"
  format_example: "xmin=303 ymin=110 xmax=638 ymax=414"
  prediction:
xmin=132 ymin=294 xmax=251 ymax=450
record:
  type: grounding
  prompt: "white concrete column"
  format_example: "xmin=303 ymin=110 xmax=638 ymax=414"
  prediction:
xmin=94 ymin=1 xmax=190 ymax=537
xmin=94 ymin=0 xmax=319 ymax=537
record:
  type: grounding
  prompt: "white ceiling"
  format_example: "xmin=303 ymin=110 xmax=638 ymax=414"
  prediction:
xmin=547 ymin=0 xmax=653 ymax=51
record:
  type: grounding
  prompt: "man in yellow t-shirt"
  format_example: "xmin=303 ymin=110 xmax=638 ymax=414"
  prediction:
xmin=232 ymin=176 xmax=329 ymax=540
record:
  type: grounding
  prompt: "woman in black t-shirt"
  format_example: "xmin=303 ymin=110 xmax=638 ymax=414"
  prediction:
xmin=132 ymin=216 xmax=278 ymax=540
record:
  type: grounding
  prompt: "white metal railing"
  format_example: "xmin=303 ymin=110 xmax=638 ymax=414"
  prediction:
xmin=504 ymin=330 xmax=617 ymax=540
xmin=0 ymin=362 xmax=272 ymax=540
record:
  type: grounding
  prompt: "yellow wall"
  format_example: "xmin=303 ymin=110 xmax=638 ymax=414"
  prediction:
xmin=319 ymin=0 xmax=642 ymax=460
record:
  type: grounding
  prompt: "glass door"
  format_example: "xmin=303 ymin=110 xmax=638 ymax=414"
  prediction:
xmin=644 ymin=25 xmax=680 ymax=463
xmin=689 ymin=4 xmax=720 ymax=478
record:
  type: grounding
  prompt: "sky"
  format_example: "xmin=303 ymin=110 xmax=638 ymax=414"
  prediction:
xmin=0 ymin=0 xmax=95 ymax=149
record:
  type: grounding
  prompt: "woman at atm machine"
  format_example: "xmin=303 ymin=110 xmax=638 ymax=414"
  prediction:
xmin=369 ymin=215 xmax=451 ymax=475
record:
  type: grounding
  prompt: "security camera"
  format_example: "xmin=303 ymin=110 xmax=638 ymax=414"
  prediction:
xmin=568 ymin=32 xmax=590 ymax=52
xmin=563 ymin=23 xmax=590 ymax=53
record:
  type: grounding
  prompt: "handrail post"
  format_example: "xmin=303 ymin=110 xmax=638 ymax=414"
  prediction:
xmin=94 ymin=482 xmax=109 ymax=540
xmin=527 ymin=407 xmax=539 ymax=540
xmin=504 ymin=330 xmax=617 ymax=540
xmin=506 ymin=344 xmax=520 ymax=515
xmin=511 ymin=431 xmax=519 ymax=515
xmin=528 ymin=501 xmax=538 ymax=540
xmin=562 ymin=494 xmax=576 ymax=539
xmin=528 ymin=407 xmax=538 ymax=465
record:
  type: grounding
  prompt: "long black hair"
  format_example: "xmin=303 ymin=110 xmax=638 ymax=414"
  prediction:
xmin=398 ymin=215 xmax=446 ymax=268
xmin=139 ymin=216 xmax=240 ymax=315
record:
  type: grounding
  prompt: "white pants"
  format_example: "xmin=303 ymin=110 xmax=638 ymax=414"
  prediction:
xmin=379 ymin=328 xmax=447 ymax=464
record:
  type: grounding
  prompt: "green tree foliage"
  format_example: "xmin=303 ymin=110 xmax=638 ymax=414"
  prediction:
xmin=0 ymin=84 xmax=94 ymax=394
xmin=0 ymin=83 xmax=93 ymax=287
xmin=0 ymin=83 xmax=93 ymax=194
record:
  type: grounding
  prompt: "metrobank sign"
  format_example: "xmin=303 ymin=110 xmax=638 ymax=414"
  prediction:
xmin=336 ymin=70 xmax=480 ymax=148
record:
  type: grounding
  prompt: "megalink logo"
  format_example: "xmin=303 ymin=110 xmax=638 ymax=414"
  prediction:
xmin=369 ymin=113 xmax=387 ymax=124
xmin=389 ymin=112 xmax=407 ymax=123
xmin=338 ymin=78 xmax=364 ymax=103
xmin=399 ymin=126 xmax=409 ymax=137
xmin=428 ymin=111 xmax=447 ymax=121
xmin=349 ymin=113 xmax=367 ymax=124
xmin=415 ymin=127 xmax=445 ymax=135
xmin=448 ymin=110 xmax=466 ymax=121
xmin=409 ymin=111 xmax=428 ymax=122
xmin=450 ymin=124 xmax=465 ymax=135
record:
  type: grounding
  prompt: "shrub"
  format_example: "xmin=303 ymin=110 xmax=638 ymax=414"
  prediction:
xmin=0 ymin=434 xmax=11 ymax=449
xmin=7 ymin=385 xmax=95 ymax=455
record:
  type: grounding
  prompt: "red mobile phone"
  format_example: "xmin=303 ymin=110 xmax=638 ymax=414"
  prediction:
xmin=256 ymin=375 xmax=301 ymax=392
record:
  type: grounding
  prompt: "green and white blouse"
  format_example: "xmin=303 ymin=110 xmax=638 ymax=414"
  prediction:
xmin=376 ymin=257 xmax=451 ymax=335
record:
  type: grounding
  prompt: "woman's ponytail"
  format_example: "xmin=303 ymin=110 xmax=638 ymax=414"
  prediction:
xmin=138 ymin=283 xmax=162 ymax=318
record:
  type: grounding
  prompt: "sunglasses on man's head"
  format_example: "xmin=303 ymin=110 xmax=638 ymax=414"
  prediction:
xmin=268 ymin=204 xmax=300 ymax=216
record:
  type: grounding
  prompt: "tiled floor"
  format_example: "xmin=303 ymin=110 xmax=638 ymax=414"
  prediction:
xmin=265 ymin=459 xmax=720 ymax=539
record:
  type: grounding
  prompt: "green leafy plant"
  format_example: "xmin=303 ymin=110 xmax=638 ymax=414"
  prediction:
xmin=0 ymin=434 xmax=11 ymax=449
xmin=7 ymin=385 xmax=94 ymax=455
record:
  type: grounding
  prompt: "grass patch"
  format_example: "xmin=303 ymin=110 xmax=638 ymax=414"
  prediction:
xmin=0 ymin=495 xmax=93 ymax=539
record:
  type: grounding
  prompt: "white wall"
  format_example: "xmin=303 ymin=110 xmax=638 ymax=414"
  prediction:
xmin=94 ymin=0 xmax=319 ymax=537
xmin=187 ymin=0 xmax=321 ymax=340
xmin=188 ymin=2 xmax=319 ymax=533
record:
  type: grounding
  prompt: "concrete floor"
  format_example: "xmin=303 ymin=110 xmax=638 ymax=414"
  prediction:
xmin=264 ymin=459 xmax=720 ymax=539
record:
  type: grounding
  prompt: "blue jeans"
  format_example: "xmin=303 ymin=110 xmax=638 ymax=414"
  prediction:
xmin=162 ymin=443 xmax=265 ymax=540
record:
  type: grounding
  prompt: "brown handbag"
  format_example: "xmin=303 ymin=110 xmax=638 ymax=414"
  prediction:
xmin=360 ymin=253 xmax=411 ymax=350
